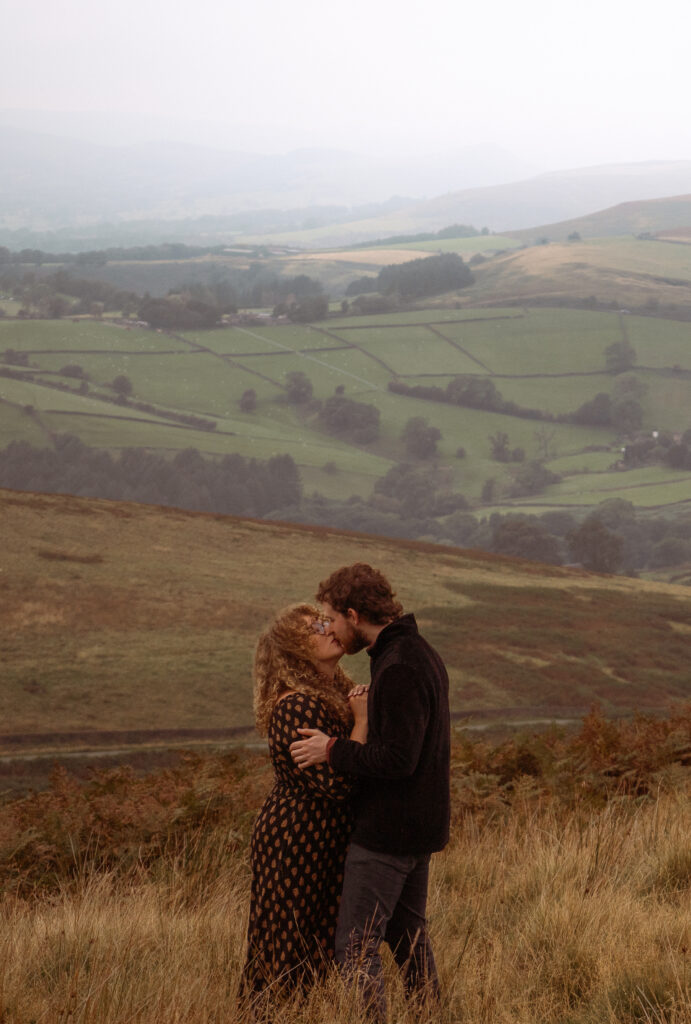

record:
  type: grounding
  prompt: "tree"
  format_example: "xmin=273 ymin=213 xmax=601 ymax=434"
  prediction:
xmin=239 ymin=388 xmax=257 ymax=412
xmin=534 ymin=425 xmax=557 ymax=460
xmin=568 ymin=516 xmax=624 ymax=572
xmin=138 ymin=296 xmax=220 ymax=329
xmin=3 ymin=349 xmax=29 ymax=367
xmin=402 ymin=417 xmax=442 ymax=459
xmin=285 ymin=371 xmax=313 ymax=404
xmin=319 ymin=395 xmax=380 ymax=443
xmin=648 ymin=536 xmax=691 ymax=569
xmin=491 ymin=517 xmax=562 ymax=564
xmin=60 ymin=364 xmax=87 ymax=380
xmin=374 ymin=463 xmax=466 ymax=518
xmin=611 ymin=397 xmax=643 ymax=434
xmin=281 ymin=295 xmax=329 ymax=323
xmin=481 ymin=477 xmax=497 ymax=503
xmin=571 ymin=392 xmax=612 ymax=426
xmin=345 ymin=276 xmax=378 ymax=297
xmin=605 ymin=337 xmax=636 ymax=374
xmin=447 ymin=376 xmax=501 ymax=410
xmin=111 ymin=374 xmax=133 ymax=397
xmin=508 ymin=460 xmax=561 ymax=498
xmin=489 ymin=431 xmax=511 ymax=462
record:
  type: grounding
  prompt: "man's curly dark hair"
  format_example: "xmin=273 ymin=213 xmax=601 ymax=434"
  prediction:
xmin=316 ymin=563 xmax=403 ymax=624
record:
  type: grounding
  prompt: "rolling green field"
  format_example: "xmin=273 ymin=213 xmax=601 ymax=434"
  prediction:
xmin=1 ymin=305 xmax=690 ymax=512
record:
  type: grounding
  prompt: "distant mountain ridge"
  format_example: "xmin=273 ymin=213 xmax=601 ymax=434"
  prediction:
xmin=2 ymin=118 xmax=691 ymax=248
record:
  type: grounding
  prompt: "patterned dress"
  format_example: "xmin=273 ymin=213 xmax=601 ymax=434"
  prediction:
xmin=242 ymin=691 xmax=353 ymax=994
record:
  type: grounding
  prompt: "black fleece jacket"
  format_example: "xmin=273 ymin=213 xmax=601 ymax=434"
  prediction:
xmin=329 ymin=613 xmax=450 ymax=856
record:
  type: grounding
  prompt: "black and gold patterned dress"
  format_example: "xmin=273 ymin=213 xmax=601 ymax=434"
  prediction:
xmin=242 ymin=691 xmax=353 ymax=994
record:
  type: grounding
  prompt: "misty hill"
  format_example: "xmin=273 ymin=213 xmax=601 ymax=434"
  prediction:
xmin=3 ymin=487 xmax=691 ymax=751
xmin=0 ymin=123 xmax=527 ymax=240
xmin=239 ymin=163 xmax=691 ymax=248
xmin=506 ymin=193 xmax=691 ymax=243
xmin=2 ymin=119 xmax=691 ymax=247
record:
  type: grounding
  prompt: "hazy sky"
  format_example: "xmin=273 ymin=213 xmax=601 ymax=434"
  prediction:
xmin=4 ymin=0 xmax=691 ymax=169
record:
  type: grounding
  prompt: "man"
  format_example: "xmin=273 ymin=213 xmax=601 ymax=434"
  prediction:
xmin=290 ymin=562 xmax=450 ymax=1020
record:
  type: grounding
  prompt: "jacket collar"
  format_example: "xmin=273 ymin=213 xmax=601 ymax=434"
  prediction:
xmin=367 ymin=613 xmax=418 ymax=660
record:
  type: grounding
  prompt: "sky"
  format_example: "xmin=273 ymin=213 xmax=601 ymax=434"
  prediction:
xmin=4 ymin=0 xmax=691 ymax=171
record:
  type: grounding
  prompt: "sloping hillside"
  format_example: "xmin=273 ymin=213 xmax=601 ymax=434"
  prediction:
xmin=3 ymin=488 xmax=690 ymax=754
xmin=507 ymin=193 xmax=691 ymax=244
xmin=465 ymin=235 xmax=691 ymax=312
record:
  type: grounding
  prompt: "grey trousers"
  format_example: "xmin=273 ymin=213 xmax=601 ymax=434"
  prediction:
xmin=334 ymin=842 xmax=440 ymax=1021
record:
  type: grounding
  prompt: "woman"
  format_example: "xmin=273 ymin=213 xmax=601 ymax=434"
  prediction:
xmin=242 ymin=603 xmax=367 ymax=1000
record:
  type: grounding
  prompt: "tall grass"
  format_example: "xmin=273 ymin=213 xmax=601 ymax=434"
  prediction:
xmin=1 ymin=714 xmax=690 ymax=1022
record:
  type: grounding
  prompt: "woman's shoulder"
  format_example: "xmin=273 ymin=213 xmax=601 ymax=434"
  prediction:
xmin=270 ymin=689 xmax=324 ymax=720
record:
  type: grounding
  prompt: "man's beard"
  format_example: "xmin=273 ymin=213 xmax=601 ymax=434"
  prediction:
xmin=341 ymin=623 xmax=370 ymax=654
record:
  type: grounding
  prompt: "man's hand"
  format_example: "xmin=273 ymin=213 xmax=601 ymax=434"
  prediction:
xmin=290 ymin=728 xmax=330 ymax=767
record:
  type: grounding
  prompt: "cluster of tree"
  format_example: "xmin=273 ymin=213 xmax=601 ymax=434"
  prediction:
xmin=230 ymin=268 xmax=324 ymax=312
xmin=0 ymin=268 xmax=138 ymax=318
xmin=484 ymin=499 xmax=691 ymax=573
xmin=3 ymin=432 xmax=689 ymax=574
xmin=345 ymin=276 xmax=378 ymax=297
xmin=402 ymin=416 xmax=441 ymax=458
xmin=273 ymin=294 xmax=329 ymax=323
xmin=377 ymin=253 xmax=474 ymax=299
xmin=2 ymin=348 xmax=30 ymax=367
xmin=319 ymin=394 xmax=381 ymax=443
xmin=0 ymin=244 xmax=227 ymax=267
xmin=0 ymin=260 xmax=328 ymax=320
xmin=0 ymin=437 xmax=300 ymax=517
xmin=389 ymin=376 xmax=550 ymax=421
xmin=350 ymin=224 xmax=488 ymax=249
xmin=622 ymin=428 xmax=691 ymax=470
xmin=137 ymin=295 xmax=223 ymax=329
xmin=390 ymin=371 xmax=650 ymax=438
xmin=275 ymin=489 xmax=691 ymax=576
xmin=572 ymin=374 xmax=646 ymax=433
xmin=373 ymin=462 xmax=469 ymax=519
xmin=488 ymin=430 xmax=525 ymax=463
xmin=350 ymin=294 xmax=400 ymax=315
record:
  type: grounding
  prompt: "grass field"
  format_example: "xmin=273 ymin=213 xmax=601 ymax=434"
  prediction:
xmin=1 ymin=303 xmax=690 ymax=511
xmin=3 ymin=488 xmax=691 ymax=751
xmin=2 ymin=723 xmax=689 ymax=1023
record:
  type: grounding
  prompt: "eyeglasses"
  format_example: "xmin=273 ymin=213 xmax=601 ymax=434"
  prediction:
xmin=310 ymin=618 xmax=332 ymax=635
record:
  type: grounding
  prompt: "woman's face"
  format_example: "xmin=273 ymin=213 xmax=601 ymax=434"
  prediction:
xmin=305 ymin=615 xmax=343 ymax=673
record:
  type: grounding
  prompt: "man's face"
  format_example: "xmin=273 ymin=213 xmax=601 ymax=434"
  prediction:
xmin=321 ymin=601 xmax=369 ymax=655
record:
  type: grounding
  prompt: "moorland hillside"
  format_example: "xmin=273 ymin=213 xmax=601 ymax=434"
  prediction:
xmin=507 ymin=193 xmax=691 ymax=244
xmin=3 ymin=487 xmax=691 ymax=757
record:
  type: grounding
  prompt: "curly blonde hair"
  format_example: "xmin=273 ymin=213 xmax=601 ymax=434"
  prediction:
xmin=253 ymin=603 xmax=353 ymax=736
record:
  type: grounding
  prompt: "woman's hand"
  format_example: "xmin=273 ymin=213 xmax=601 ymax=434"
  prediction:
xmin=349 ymin=686 xmax=368 ymax=744
xmin=348 ymin=684 xmax=369 ymax=698
xmin=349 ymin=689 xmax=368 ymax=725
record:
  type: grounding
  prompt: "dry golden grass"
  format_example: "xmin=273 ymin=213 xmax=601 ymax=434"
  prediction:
xmin=1 ymin=787 xmax=689 ymax=1023
xmin=466 ymin=241 xmax=691 ymax=311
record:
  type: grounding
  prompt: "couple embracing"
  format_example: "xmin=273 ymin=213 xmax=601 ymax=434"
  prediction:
xmin=242 ymin=563 xmax=451 ymax=1020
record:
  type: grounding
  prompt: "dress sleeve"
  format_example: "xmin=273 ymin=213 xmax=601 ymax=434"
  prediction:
xmin=273 ymin=692 xmax=353 ymax=802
